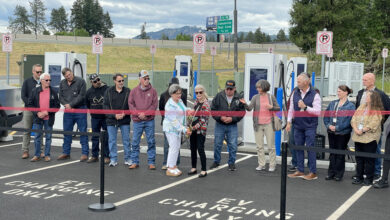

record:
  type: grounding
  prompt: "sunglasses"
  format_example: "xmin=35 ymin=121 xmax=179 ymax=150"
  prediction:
xmin=93 ymin=78 xmax=100 ymax=83
xmin=195 ymin=91 xmax=203 ymax=95
xmin=36 ymin=71 xmax=43 ymax=74
xmin=44 ymin=79 xmax=51 ymax=82
xmin=143 ymin=77 xmax=150 ymax=81
xmin=116 ymin=80 xmax=124 ymax=83
xmin=226 ymin=88 xmax=234 ymax=91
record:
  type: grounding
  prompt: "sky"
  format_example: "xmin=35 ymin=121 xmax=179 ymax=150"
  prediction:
xmin=0 ymin=0 xmax=292 ymax=38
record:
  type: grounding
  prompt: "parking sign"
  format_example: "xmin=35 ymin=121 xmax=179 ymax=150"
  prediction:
xmin=92 ymin=34 xmax=103 ymax=54
xmin=382 ymin=48 xmax=388 ymax=58
xmin=193 ymin=33 xmax=206 ymax=54
xmin=316 ymin=31 xmax=333 ymax=55
xmin=2 ymin=34 xmax=13 ymax=52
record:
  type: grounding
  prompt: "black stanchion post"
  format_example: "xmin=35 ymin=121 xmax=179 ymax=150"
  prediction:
xmin=280 ymin=142 xmax=288 ymax=220
xmin=88 ymin=131 xmax=115 ymax=212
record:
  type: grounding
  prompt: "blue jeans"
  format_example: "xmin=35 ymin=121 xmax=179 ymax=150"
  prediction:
xmin=294 ymin=127 xmax=317 ymax=173
xmin=107 ymin=125 xmax=131 ymax=163
xmin=375 ymin=138 xmax=382 ymax=175
xmin=91 ymin=117 xmax=109 ymax=158
xmin=288 ymin=124 xmax=297 ymax=167
xmin=131 ymin=120 xmax=156 ymax=165
xmin=62 ymin=107 xmax=89 ymax=156
xmin=163 ymin=133 xmax=180 ymax=166
xmin=213 ymin=122 xmax=238 ymax=165
xmin=34 ymin=120 xmax=52 ymax=157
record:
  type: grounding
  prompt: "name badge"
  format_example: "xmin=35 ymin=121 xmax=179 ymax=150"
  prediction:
xmin=358 ymin=124 xmax=363 ymax=130
xmin=333 ymin=118 xmax=337 ymax=123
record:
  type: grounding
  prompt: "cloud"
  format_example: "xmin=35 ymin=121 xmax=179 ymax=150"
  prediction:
xmin=0 ymin=0 xmax=292 ymax=38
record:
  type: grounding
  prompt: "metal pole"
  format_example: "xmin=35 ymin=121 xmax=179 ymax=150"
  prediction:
xmin=280 ymin=142 xmax=287 ymax=220
xmin=319 ymin=28 xmax=326 ymax=98
xmin=212 ymin=55 xmax=214 ymax=96
xmin=234 ymin=0 xmax=238 ymax=72
xmin=228 ymin=33 xmax=231 ymax=60
xmin=198 ymin=54 xmax=201 ymax=79
xmin=152 ymin=53 xmax=154 ymax=83
xmin=382 ymin=57 xmax=386 ymax=90
xmin=6 ymin=52 xmax=10 ymax=85
xmin=96 ymin=54 xmax=100 ymax=74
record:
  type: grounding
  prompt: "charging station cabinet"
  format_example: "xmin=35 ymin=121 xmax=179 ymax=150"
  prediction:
xmin=287 ymin=57 xmax=307 ymax=95
xmin=174 ymin=55 xmax=192 ymax=92
xmin=44 ymin=52 xmax=87 ymax=130
xmin=242 ymin=53 xmax=287 ymax=147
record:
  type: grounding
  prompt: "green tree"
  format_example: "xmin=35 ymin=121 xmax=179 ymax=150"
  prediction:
xmin=28 ymin=0 xmax=46 ymax=35
xmin=43 ymin=29 xmax=50 ymax=35
xmin=176 ymin=33 xmax=191 ymax=41
xmin=48 ymin=6 xmax=68 ymax=33
xmin=161 ymin=33 xmax=169 ymax=40
xmin=254 ymin=27 xmax=267 ymax=43
xmin=275 ymin=29 xmax=288 ymax=42
xmin=140 ymin=22 xmax=149 ymax=39
xmin=238 ymin=32 xmax=244 ymax=43
xmin=245 ymin=31 xmax=254 ymax=42
xmin=8 ymin=5 xmax=32 ymax=34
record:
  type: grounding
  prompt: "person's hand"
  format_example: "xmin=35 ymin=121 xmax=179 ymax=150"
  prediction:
xmin=37 ymin=112 xmax=45 ymax=119
xmin=115 ymin=114 xmax=124 ymax=120
xmin=298 ymin=100 xmax=306 ymax=109
xmin=224 ymin=117 xmax=233 ymax=123
xmin=187 ymin=110 xmax=195 ymax=116
xmin=193 ymin=123 xmax=200 ymax=130
xmin=354 ymin=128 xmax=363 ymax=136
xmin=221 ymin=116 xmax=227 ymax=122
xmin=138 ymin=112 xmax=146 ymax=120
xmin=186 ymin=127 xmax=192 ymax=136
xmin=64 ymin=104 xmax=72 ymax=109
xmin=286 ymin=122 xmax=291 ymax=132
xmin=267 ymin=104 xmax=273 ymax=110
xmin=329 ymin=125 xmax=336 ymax=132
xmin=239 ymin=98 xmax=246 ymax=105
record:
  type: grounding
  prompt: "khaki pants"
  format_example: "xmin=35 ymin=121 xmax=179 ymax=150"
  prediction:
xmin=254 ymin=123 xmax=276 ymax=168
xmin=22 ymin=111 xmax=43 ymax=153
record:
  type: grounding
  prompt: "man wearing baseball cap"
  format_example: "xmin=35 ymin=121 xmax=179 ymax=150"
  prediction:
xmin=210 ymin=80 xmax=245 ymax=171
xmin=128 ymin=70 xmax=158 ymax=170
xmin=86 ymin=74 xmax=109 ymax=163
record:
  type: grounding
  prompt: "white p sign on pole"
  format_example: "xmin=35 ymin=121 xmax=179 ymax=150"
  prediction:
xmin=193 ymin=33 xmax=206 ymax=54
xmin=150 ymin=44 xmax=157 ymax=54
xmin=2 ymin=33 xmax=13 ymax=52
xmin=382 ymin=48 xmax=388 ymax=58
xmin=316 ymin=31 xmax=333 ymax=55
xmin=92 ymin=34 xmax=103 ymax=54
xmin=211 ymin=45 xmax=217 ymax=56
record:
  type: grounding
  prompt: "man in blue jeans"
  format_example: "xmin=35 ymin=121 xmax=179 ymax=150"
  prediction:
xmin=103 ymin=74 xmax=132 ymax=167
xmin=128 ymin=70 xmax=158 ymax=170
xmin=210 ymin=80 xmax=245 ymax=171
xmin=57 ymin=68 xmax=89 ymax=161
xmin=86 ymin=74 xmax=109 ymax=164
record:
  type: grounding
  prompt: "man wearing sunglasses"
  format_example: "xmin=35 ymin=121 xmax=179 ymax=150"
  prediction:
xmin=86 ymin=74 xmax=109 ymax=164
xmin=210 ymin=80 xmax=245 ymax=171
xmin=128 ymin=70 xmax=158 ymax=170
xmin=21 ymin=64 xmax=44 ymax=159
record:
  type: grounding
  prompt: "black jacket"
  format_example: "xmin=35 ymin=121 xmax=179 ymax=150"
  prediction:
xmin=356 ymin=88 xmax=390 ymax=124
xmin=103 ymin=86 xmax=131 ymax=126
xmin=21 ymin=77 xmax=40 ymax=105
xmin=59 ymin=76 xmax=86 ymax=108
xmin=211 ymin=90 xmax=245 ymax=125
xmin=27 ymin=86 xmax=60 ymax=126
xmin=86 ymin=84 xmax=108 ymax=119
xmin=159 ymin=88 xmax=187 ymax=125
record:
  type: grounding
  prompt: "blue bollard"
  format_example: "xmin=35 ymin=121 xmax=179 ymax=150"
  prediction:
xmin=291 ymin=71 xmax=295 ymax=92
xmin=193 ymin=71 xmax=198 ymax=99
xmin=275 ymin=88 xmax=283 ymax=156
xmin=311 ymin=72 xmax=315 ymax=86
xmin=173 ymin=70 xmax=177 ymax=78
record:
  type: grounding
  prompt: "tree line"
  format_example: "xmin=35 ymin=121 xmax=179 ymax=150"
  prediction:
xmin=8 ymin=0 xmax=114 ymax=37
xmin=289 ymin=0 xmax=390 ymax=73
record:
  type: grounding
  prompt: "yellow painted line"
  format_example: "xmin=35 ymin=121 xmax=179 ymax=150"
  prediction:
xmin=9 ymin=131 xmax=17 ymax=136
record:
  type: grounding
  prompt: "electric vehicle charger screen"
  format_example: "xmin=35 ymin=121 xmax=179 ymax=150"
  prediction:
xmin=49 ymin=65 xmax=61 ymax=92
xmin=250 ymin=68 xmax=267 ymax=99
xmin=297 ymin=64 xmax=305 ymax=75
xmin=180 ymin=62 xmax=188 ymax=76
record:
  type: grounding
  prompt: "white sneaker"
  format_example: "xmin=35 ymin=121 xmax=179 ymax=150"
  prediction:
xmin=269 ymin=167 xmax=276 ymax=172
xmin=124 ymin=160 xmax=132 ymax=166
xmin=256 ymin=166 xmax=264 ymax=171
xmin=109 ymin=161 xmax=118 ymax=167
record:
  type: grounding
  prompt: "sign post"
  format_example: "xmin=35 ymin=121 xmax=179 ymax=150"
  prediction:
xmin=92 ymin=34 xmax=103 ymax=74
xmin=150 ymin=44 xmax=156 ymax=83
xmin=211 ymin=46 xmax=217 ymax=96
xmin=2 ymin=33 xmax=13 ymax=85
xmin=193 ymin=32 xmax=206 ymax=97
xmin=316 ymin=29 xmax=333 ymax=97
xmin=382 ymin=48 xmax=388 ymax=90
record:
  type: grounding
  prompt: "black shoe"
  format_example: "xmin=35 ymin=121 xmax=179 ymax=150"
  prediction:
xmin=334 ymin=177 xmax=342 ymax=181
xmin=288 ymin=166 xmax=297 ymax=172
xmin=228 ymin=164 xmax=236 ymax=171
xmin=352 ymin=179 xmax=363 ymax=185
xmin=198 ymin=172 xmax=207 ymax=178
xmin=325 ymin=176 xmax=335 ymax=181
xmin=209 ymin=162 xmax=219 ymax=169
xmin=352 ymin=175 xmax=358 ymax=180
xmin=363 ymin=178 xmax=373 ymax=186
xmin=373 ymin=179 xmax=389 ymax=189
xmin=374 ymin=174 xmax=381 ymax=181
xmin=188 ymin=169 xmax=197 ymax=175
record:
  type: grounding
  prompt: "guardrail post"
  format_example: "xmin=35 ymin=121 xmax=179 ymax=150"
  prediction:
xmin=280 ymin=142 xmax=288 ymax=220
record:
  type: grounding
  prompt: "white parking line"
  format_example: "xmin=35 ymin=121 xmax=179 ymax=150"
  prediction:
xmin=114 ymin=154 xmax=253 ymax=206
xmin=0 ymin=141 xmax=32 ymax=148
xmin=326 ymin=186 xmax=371 ymax=220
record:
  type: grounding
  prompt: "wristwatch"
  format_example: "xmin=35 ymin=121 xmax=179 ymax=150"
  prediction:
xmin=304 ymin=106 xmax=307 ymax=111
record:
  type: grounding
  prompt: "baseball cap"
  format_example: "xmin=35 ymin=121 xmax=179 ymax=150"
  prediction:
xmin=139 ymin=70 xmax=149 ymax=78
xmin=89 ymin=73 xmax=99 ymax=81
xmin=225 ymin=80 xmax=236 ymax=88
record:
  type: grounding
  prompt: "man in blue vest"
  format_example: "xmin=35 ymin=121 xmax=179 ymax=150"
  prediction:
xmin=286 ymin=73 xmax=321 ymax=180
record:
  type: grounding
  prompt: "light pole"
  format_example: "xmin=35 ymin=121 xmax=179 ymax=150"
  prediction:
xmin=234 ymin=0 xmax=238 ymax=72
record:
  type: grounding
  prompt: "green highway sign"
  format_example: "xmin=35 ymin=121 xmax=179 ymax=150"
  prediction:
xmin=220 ymin=15 xmax=229 ymax=20
xmin=217 ymin=20 xmax=232 ymax=34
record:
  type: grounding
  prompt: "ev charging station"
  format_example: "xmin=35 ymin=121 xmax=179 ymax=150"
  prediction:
xmin=44 ymin=52 xmax=87 ymax=130
xmin=286 ymin=57 xmax=308 ymax=95
xmin=242 ymin=53 xmax=287 ymax=148
xmin=174 ymin=55 xmax=193 ymax=92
